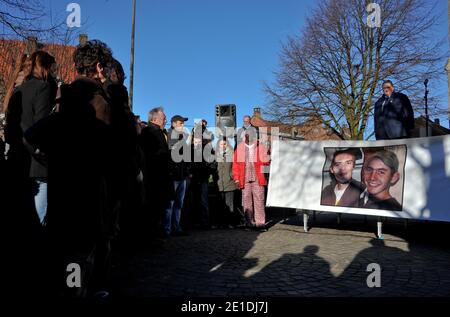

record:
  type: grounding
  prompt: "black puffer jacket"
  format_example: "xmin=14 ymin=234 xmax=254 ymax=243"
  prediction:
xmin=190 ymin=142 xmax=216 ymax=184
xmin=167 ymin=128 xmax=190 ymax=181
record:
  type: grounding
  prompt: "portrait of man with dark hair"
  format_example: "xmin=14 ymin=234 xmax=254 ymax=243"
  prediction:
xmin=321 ymin=148 xmax=364 ymax=207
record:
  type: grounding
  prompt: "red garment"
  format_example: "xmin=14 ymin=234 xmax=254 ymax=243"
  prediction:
xmin=233 ymin=141 xmax=270 ymax=189
xmin=242 ymin=181 xmax=266 ymax=227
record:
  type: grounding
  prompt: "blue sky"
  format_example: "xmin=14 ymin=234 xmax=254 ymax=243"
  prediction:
xmin=47 ymin=0 xmax=449 ymax=131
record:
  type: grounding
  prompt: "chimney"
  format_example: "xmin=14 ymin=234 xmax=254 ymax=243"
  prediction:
xmin=253 ymin=107 xmax=261 ymax=118
xmin=25 ymin=36 xmax=38 ymax=56
xmin=434 ymin=118 xmax=440 ymax=125
xmin=79 ymin=34 xmax=88 ymax=46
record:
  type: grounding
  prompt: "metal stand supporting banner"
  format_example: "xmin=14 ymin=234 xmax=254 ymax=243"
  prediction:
xmin=266 ymin=135 xmax=450 ymax=222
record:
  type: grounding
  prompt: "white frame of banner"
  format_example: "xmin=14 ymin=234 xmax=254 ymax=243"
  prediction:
xmin=298 ymin=210 xmax=414 ymax=240
xmin=268 ymin=136 xmax=450 ymax=237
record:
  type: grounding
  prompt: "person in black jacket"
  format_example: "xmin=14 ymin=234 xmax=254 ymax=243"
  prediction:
xmin=164 ymin=115 xmax=190 ymax=237
xmin=374 ymin=80 xmax=415 ymax=140
xmin=23 ymin=40 xmax=117 ymax=297
xmin=104 ymin=58 xmax=143 ymax=250
xmin=190 ymin=124 xmax=216 ymax=229
xmin=140 ymin=107 xmax=175 ymax=238
xmin=5 ymin=50 xmax=57 ymax=225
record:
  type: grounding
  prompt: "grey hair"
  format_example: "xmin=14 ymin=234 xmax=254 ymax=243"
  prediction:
xmin=148 ymin=107 xmax=164 ymax=122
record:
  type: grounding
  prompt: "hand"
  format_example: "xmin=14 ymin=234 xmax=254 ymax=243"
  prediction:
xmin=136 ymin=170 xmax=144 ymax=183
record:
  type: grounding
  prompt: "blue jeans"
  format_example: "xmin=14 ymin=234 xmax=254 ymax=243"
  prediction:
xmin=164 ymin=180 xmax=186 ymax=235
xmin=34 ymin=179 xmax=48 ymax=224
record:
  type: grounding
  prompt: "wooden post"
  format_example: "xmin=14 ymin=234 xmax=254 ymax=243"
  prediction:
xmin=129 ymin=0 xmax=137 ymax=110
xmin=446 ymin=59 xmax=450 ymax=129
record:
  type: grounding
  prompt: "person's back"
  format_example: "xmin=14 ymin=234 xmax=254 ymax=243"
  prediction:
xmin=5 ymin=78 xmax=57 ymax=178
xmin=105 ymin=81 xmax=139 ymax=187
xmin=25 ymin=81 xmax=114 ymax=250
xmin=19 ymin=76 xmax=57 ymax=134
xmin=4 ymin=88 xmax=30 ymax=179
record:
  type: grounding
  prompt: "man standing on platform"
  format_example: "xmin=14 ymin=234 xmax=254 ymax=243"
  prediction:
xmin=374 ymin=80 xmax=415 ymax=140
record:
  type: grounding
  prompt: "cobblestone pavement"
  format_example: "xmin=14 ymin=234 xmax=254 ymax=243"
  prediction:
xmin=111 ymin=212 xmax=450 ymax=297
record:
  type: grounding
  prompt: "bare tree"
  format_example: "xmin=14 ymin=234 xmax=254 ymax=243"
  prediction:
xmin=265 ymin=0 xmax=446 ymax=140
xmin=0 ymin=0 xmax=82 ymax=44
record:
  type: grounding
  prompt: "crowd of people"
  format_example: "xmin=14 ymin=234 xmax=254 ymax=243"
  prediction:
xmin=0 ymin=39 xmax=271 ymax=298
xmin=0 ymin=36 xmax=415 ymax=298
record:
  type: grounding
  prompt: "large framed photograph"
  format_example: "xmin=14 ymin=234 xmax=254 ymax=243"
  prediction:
xmin=320 ymin=145 xmax=407 ymax=211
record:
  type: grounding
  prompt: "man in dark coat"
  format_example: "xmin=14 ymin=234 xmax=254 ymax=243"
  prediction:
xmin=103 ymin=58 xmax=143 ymax=250
xmin=140 ymin=107 xmax=174 ymax=238
xmin=374 ymin=80 xmax=415 ymax=140
xmin=321 ymin=148 xmax=364 ymax=207
xmin=164 ymin=115 xmax=190 ymax=236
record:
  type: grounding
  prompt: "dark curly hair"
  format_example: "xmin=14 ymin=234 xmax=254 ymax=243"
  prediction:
xmin=107 ymin=58 xmax=126 ymax=85
xmin=73 ymin=40 xmax=113 ymax=77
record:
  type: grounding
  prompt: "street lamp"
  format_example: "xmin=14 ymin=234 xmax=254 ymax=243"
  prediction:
xmin=424 ymin=79 xmax=429 ymax=137
xmin=446 ymin=59 xmax=450 ymax=129
xmin=129 ymin=0 xmax=137 ymax=111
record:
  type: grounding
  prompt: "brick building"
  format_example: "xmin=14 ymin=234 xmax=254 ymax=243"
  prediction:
xmin=249 ymin=107 xmax=341 ymax=141
xmin=0 ymin=35 xmax=87 ymax=113
xmin=412 ymin=116 xmax=450 ymax=137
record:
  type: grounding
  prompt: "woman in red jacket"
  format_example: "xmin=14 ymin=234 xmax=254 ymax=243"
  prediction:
xmin=233 ymin=131 xmax=270 ymax=231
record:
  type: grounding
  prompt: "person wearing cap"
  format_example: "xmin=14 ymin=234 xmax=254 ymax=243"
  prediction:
xmin=360 ymin=150 xmax=402 ymax=211
xmin=321 ymin=148 xmax=364 ymax=207
xmin=164 ymin=115 xmax=190 ymax=237
xmin=374 ymin=80 xmax=415 ymax=140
